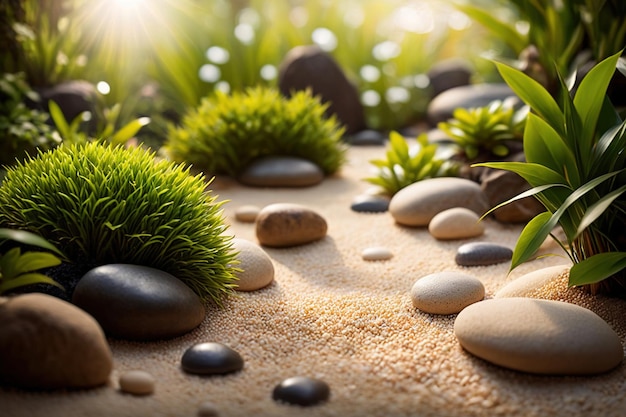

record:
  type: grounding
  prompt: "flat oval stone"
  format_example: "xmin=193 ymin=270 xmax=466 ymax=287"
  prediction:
xmin=495 ymin=265 xmax=570 ymax=298
xmin=256 ymin=203 xmax=327 ymax=248
xmin=0 ymin=293 xmax=112 ymax=390
xmin=428 ymin=207 xmax=485 ymax=240
xmin=234 ymin=205 xmax=261 ymax=223
xmin=389 ymin=177 xmax=489 ymax=227
xmin=454 ymin=298 xmax=624 ymax=375
xmin=238 ymin=156 xmax=324 ymax=187
xmin=411 ymin=272 xmax=485 ymax=315
xmin=119 ymin=370 xmax=155 ymax=395
xmin=350 ymin=194 xmax=389 ymax=213
xmin=181 ymin=342 xmax=244 ymax=375
xmin=72 ymin=264 xmax=206 ymax=341
xmin=346 ymin=129 xmax=386 ymax=146
xmin=455 ymin=242 xmax=512 ymax=266
xmin=361 ymin=246 xmax=393 ymax=261
xmin=232 ymin=238 xmax=274 ymax=291
xmin=272 ymin=376 xmax=330 ymax=406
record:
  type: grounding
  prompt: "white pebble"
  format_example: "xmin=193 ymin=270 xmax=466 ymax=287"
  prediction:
xmin=411 ymin=271 xmax=484 ymax=315
xmin=234 ymin=205 xmax=261 ymax=223
xmin=428 ymin=207 xmax=484 ymax=240
xmin=361 ymin=246 xmax=393 ymax=261
xmin=119 ymin=370 xmax=155 ymax=395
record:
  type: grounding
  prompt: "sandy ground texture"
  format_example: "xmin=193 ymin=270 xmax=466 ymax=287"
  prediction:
xmin=2 ymin=146 xmax=625 ymax=417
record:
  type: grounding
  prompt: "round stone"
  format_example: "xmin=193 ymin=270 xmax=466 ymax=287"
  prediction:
xmin=181 ymin=342 xmax=244 ymax=375
xmin=455 ymin=242 xmax=513 ymax=266
xmin=238 ymin=156 xmax=324 ymax=187
xmin=428 ymin=207 xmax=485 ymax=240
xmin=197 ymin=402 xmax=220 ymax=417
xmin=389 ymin=177 xmax=489 ymax=227
xmin=256 ymin=203 xmax=327 ymax=248
xmin=232 ymin=238 xmax=274 ymax=291
xmin=234 ymin=205 xmax=261 ymax=223
xmin=427 ymin=83 xmax=515 ymax=124
xmin=0 ymin=293 xmax=112 ymax=389
xmin=361 ymin=246 xmax=393 ymax=261
xmin=272 ymin=376 xmax=330 ymax=406
xmin=495 ymin=265 xmax=570 ymax=298
xmin=72 ymin=264 xmax=206 ymax=341
xmin=346 ymin=129 xmax=387 ymax=146
xmin=454 ymin=298 xmax=624 ymax=375
xmin=410 ymin=272 xmax=485 ymax=315
xmin=350 ymin=194 xmax=390 ymax=213
xmin=119 ymin=370 xmax=155 ymax=395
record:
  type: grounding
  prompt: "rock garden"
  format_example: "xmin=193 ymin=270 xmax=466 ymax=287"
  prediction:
xmin=1 ymin=1 xmax=625 ymax=417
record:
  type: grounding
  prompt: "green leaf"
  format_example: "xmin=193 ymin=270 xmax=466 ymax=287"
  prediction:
xmin=455 ymin=4 xmax=527 ymax=53
xmin=510 ymin=212 xmax=553 ymax=270
xmin=495 ymin=62 xmax=565 ymax=137
xmin=0 ymin=228 xmax=64 ymax=256
xmin=473 ymin=161 xmax=566 ymax=187
xmin=0 ymin=273 xmax=64 ymax=293
xmin=574 ymin=51 xmax=621 ymax=155
xmin=0 ymin=247 xmax=21 ymax=280
xmin=575 ymin=182 xmax=626 ymax=238
xmin=568 ymin=252 xmax=626 ymax=286
xmin=48 ymin=100 xmax=70 ymax=140
xmin=10 ymin=251 xmax=61 ymax=276
xmin=109 ymin=117 xmax=151 ymax=146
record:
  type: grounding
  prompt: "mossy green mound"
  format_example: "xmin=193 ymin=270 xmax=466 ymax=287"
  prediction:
xmin=0 ymin=142 xmax=238 ymax=304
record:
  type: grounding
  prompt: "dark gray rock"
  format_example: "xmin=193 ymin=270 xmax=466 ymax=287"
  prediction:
xmin=272 ymin=376 xmax=330 ymax=406
xmin=72 ymin=264 xmax=205 ymax=341
xmin=37 ymin=80 xmax=98 ymax=131
xmin=427 ymin=83 xmax=516 ymax=125
xmin=279 ymin=45 xmax=366 ymax=134
xmin=238 ymin=156 xmax=324 ymax=188
xmin=427 ymin=59 xmax=473 ymax=98
xmin=346 ymin=129 xmax=387 ymax=146
xmin=0 ymin=293 xmax=112 ymax=389
xmin=350 ymin=194 xmax=390 ymax=213
xmin=455 ymin=242 xmax=513 ymax=266
xmin=181 ymin=342 xmax=244 ymax=375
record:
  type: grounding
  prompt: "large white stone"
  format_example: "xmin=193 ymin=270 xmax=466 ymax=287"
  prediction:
xmin=232 ymin=238 xmax=274 ymax=291
xmin=454 ymin=298 xmax=624 ymax=375
xmin=410 ymin=271 xmax=485 ymax=315
xmin=428 ymin=207 xmax=485 ymax=240
xmin=389 ymin=178 xmax=489 ymax=227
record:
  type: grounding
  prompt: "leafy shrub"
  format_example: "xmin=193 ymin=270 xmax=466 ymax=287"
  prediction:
xmin=438 ymin=100 xmax=527 ymax=162
xmin=0 ymin=228 xmax=63 ymax=294
xmin=365 ymin=131 xmax=458 ymax=195
xmin=476 ymin=51 xmax=626 ymax=296
xmin=0 ymin=142 xmax=238 ymax=303
xmin=0 ymin=72 xmax=61 ymax=166
xmin=164 ymin=87 xmax=347 ymax=177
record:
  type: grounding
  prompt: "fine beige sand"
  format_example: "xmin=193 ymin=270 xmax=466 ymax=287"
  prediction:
xmin=2 ymin=146 xmax=625 ymax=417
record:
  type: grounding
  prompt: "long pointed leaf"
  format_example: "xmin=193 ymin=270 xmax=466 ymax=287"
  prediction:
xmin=511 ymin=212 xmax=553 ymax=270
xmin=473 ymin=161 xmax=566 ymax=187
xmin=0 ymin=273 xmax=64 ymax=293
xmin=569 ymin=252 xmax=626 ymax=286
xmin=0 ymin=229 xmax=64 ymax=256
xmin=575 ymin=183 xmax=626 ymax=237
xmin=109 ymin=117 xmax=151 ymax=146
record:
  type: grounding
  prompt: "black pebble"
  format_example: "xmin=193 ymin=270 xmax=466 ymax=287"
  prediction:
xmin=272 ymin=376 xmax=330 ymax=406
xmin=455 ymin=242 xmax=513 ymax=266
xmin=181 ymin=342 xmax=244 ymax=375
xmin=350 ymin=194 xmax=390 ymax=213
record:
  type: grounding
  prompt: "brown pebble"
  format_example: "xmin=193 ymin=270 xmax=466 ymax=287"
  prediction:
xmin=119 ymin=370 xmax=155 ymax=395
xmin=197 ymin=402 xmax=220 ymax=417
xmin=234 ymin=205 xmax=261 ymax=223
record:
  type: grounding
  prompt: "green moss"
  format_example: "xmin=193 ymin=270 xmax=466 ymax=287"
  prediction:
xmin=0 ymin=142 xmax=238 ymax=304
xmin=164 ymin=87 xmax=347 ymax=176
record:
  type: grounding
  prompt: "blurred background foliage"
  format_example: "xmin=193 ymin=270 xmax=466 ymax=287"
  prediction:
xmin=0 ymin=0 xmax=507 ymax=142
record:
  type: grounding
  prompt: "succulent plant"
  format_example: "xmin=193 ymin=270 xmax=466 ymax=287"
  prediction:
xmin=163 ymin=87 xmax=347 ymax=177
xmin=0 ymin=142 xmax=238 ymax=303
xmin=365 ymin=131 xmax=459 ymax=195
xmin=438 ymin=100 xmax=528 ymax=162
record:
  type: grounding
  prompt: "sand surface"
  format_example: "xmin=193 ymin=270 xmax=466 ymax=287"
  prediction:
xmin=2 ymin=146 xmax=625 ymax=417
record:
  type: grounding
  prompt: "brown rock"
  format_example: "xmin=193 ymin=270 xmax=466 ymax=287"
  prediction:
xmin=0 ymin=293 xmax=112 ymax=389
xmin=256 ymin=203 xmax=327 ymax=248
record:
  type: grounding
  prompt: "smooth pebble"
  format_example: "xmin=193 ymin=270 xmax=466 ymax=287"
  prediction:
xmin=350 ymin=194 xmax=389 ymax=213
xmin=238 ymin=156 xmax=324 ymax=187
xmin=272 ymin=376 xmax=330 ymax=406
xmin=119 ymin=370 xmax=155 ymax=395
xmin=455 ymin=242 xmax=512 ymax=266
xmin=232 ymin=238 xmax=274 ymax=291
xmin=181 ymin=343 xmax=244 ymax=375
xmin=454 ymin=298 xmax=624 ymax=375
xmin=495 ymin=265 xmax=570 ymax=298
xmin=361 ymin=247 xmax=393 ymax=261
xmin=197 ymin=402 xmax=220 ymax=417
xmin=234 ymin=205 xmax=261 ymax=223
xmin=389 ymin=177 xmax=489 ymax=227
xmin=411 ymin=271 xmax=485 ymax=315
xmin=428 ymin=207 xmax=484 ymax=240
xmin=256 ymin=203 xmax=327 ymax=248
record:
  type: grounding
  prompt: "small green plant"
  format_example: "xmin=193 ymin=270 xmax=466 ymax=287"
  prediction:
xmin=0 ymin=228 xmax=64 ymax=294
xmin=438 ymin=100 xmax=528 ymax=162
xmin=365 ymin=131 xmax=459 ymax=195
xmin=0 ymin=72 xmax=61 ymax=167
xmin=0 ymin=142 xmax=238 ymax=303
xmin=476 ymin=51 xmax=626 ymax=295
xmin=164 ymin=87 xmax=347 ymax=177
